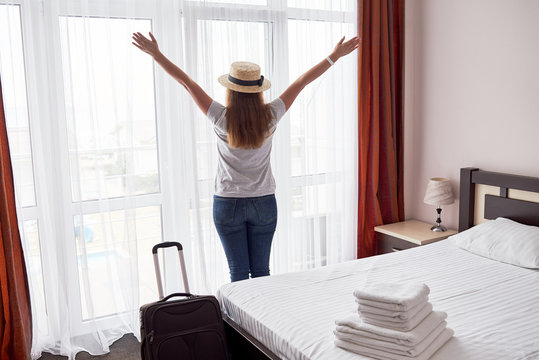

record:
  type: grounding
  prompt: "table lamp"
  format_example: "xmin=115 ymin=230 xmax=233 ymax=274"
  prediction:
xmin=423 ymin=177 xmax=454 ymax=232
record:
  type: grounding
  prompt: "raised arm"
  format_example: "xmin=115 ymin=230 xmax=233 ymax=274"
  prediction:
xmin=132 ymin=32 xmax=213 ymax=115
xmin=279 ymin=36 xmax=360 ymax=111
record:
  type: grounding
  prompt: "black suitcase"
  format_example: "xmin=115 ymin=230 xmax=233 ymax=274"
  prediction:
xmin=140 ymin=242 xmax=230 ymax=360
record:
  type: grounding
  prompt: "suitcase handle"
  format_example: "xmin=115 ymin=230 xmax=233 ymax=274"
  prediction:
xmin=160 ymin=292 xmax=194 ymax=302
xmin=152 ymin=241 xmax=183 ymax=253
xmin=153 ymin=241 xmax=190 ymax=299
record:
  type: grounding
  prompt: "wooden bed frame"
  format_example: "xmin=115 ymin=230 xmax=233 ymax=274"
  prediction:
xmin=224 ymin=313 xmax=279 ymax=360
xmin=459 ymin=167 xmax=539 ymax=231
xmin=224 ymin=167 xmax=539 ymax=360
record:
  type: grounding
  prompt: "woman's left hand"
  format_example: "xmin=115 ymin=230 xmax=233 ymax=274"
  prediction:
xmin=331 ymin=36 xmax=361 ymax=61
xmin=132 ymin=32 xmax=160 ymax=58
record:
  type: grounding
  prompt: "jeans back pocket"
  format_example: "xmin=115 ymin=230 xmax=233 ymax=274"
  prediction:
xmin=252 ymin=196 xmax=277 ymax=224
xmin=213 ymin=197 xmax=237 ymax=225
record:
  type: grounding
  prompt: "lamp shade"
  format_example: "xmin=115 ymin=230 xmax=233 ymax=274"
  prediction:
xmin=423 ymin=177 xmax=454 ymax=205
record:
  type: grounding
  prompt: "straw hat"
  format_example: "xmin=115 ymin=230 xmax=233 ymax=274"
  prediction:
xmin=218 ymin=61 xmax=271 ymax=93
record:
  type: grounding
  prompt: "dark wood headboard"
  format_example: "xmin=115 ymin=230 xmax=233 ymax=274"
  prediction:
xmin=459 ymin=167 xmax=539 ymax=231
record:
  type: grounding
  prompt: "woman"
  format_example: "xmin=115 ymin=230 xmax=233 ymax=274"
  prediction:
xmin=132 ymin=32 xmax=359 ymax=282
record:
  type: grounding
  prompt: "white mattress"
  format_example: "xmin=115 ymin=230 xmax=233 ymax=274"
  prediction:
xmin=217 ymin=239 xmax=539 ymax=360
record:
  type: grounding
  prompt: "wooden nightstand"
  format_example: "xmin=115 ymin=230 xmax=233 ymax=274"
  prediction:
xmin=375 ymin=219 xmax=457 ymax=255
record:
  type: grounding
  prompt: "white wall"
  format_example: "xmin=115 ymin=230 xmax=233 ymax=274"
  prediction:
xmin=404 ymin=0 xmax=539 ymax=230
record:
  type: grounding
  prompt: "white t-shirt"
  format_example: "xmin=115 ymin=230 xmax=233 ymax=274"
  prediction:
xmin=206 ymin=97 xmax=287 ymax=197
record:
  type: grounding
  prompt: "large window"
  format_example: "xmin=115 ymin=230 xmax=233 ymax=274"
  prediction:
xmin=186 ymin=1 xmax=357 ymax=273
xmin=59 ymin=16 xmax=162 ymax=317
xmin=0 ymin=0 xmax=356 ymax=354
xmin=60 ymin=17 xmax=159 ymax=201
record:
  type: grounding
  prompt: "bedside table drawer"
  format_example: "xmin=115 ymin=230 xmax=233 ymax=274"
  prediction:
xmin=374 ymin=220 xmax=457 ymax=256
xmin=376 ymin=233 xmax=418 ymax=255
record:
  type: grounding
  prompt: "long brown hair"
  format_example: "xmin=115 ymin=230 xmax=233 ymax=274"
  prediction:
xmin=225 ymin=89 xmax=273 ymax=149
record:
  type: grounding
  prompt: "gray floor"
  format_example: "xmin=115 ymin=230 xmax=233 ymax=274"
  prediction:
xmin=38 ymin=334 xmax=140 ymax=360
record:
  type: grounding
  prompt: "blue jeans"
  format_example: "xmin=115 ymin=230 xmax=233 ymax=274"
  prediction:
xmin=213 ymin=194 xmax=277 ymax=282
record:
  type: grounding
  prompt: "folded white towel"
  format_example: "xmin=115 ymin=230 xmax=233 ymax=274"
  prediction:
xmin=357 ymin=299 xmax=427 ymax=320
xmin=334 ymin=320 xmax=447 ymax=357
xmin=360 ymin=303 xmax=433 ymax=331
xmin=335 ymin=327 xmax=454 ymax=360
xmin=356 ymin=297 xmax=429 ymax=312
xmin=353 ymin=283 xmax=430 ymax=312
xmin=358 ymin=302 xmax=432 ymax=324
xmin=335 ymin=311 xmax=447 ymax=346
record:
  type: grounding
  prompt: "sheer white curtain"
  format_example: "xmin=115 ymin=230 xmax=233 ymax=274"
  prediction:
xmin=184 ymin=0 xmax=358 ymax=279
xmin=0 ymin=0 xmax=357 ymax=358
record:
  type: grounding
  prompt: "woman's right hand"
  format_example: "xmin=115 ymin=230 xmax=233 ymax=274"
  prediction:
xmin=132 ymin=32 xmax=160 ymax=58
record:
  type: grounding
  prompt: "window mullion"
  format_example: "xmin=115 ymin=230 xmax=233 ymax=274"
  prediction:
xmin=269 ymin=7 xmax=293 ymax=244
xmin=56 ymin=0 xmax=155 ymax=18
xmin=70 ymin=193 xmax=163 ymax=215
xmin=286 ymin=8 xmax=354 ymax=23
xmin=153 ymin=6 xmax=195 ymax=280
xmin=187 ymin=4 xmax=276 ymax=22
xmin=18 ymin=206 xmax=39 ymax=220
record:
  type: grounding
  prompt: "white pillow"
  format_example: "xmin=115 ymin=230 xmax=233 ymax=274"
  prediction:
xmin=451 ymin=217 xmax=539 ymax=269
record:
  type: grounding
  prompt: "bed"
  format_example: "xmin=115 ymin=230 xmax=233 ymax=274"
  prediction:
xmin=217 ymin=167 xmax=539 ymax=360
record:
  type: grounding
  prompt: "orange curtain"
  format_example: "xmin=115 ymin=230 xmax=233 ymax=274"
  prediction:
xmin=357 ymin=0 xmax=404 ymax=258
xmin=0 ymin=79 xmax=32 ymax=358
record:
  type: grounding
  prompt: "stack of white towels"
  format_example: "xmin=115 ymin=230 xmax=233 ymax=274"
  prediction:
xmin=334 ymin=283 xmax=453 ymax=360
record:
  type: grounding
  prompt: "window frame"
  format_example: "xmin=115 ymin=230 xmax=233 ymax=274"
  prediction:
xmin=55 ymin=1 xmax=165 ymax=335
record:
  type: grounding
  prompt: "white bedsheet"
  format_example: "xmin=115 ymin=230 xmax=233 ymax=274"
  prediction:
xmin=217 ymin=239 xmax=539 ymax=360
